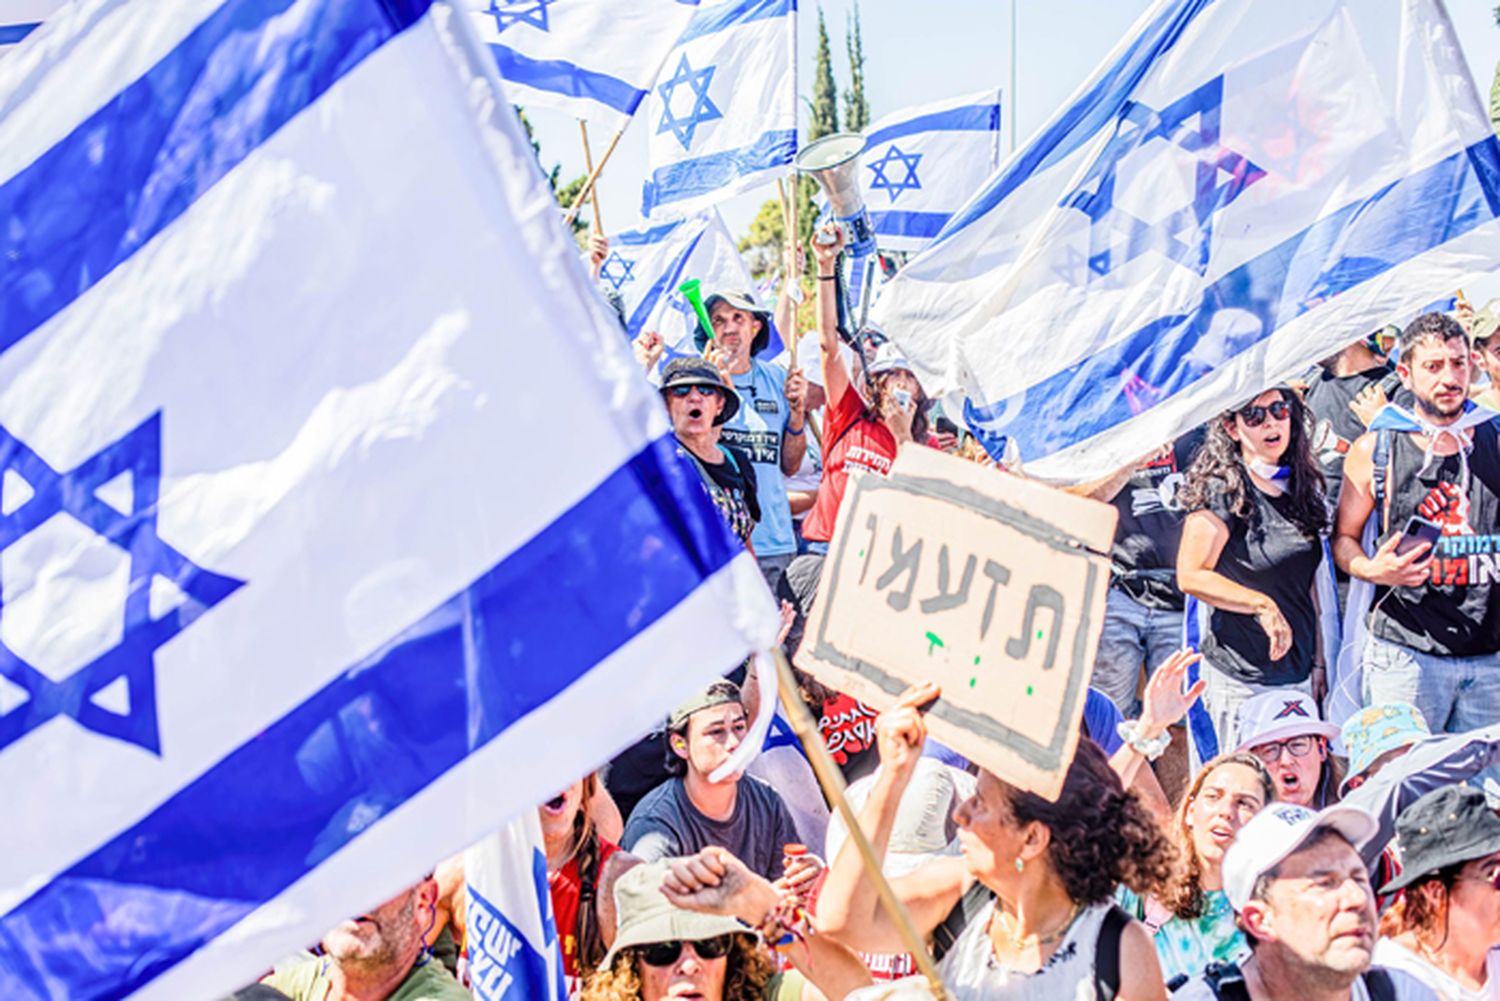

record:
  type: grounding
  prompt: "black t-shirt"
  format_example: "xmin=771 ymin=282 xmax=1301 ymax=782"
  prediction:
xmin=1194 ymin=483 xmax=1323 ymax=685
xmin=1110 ymin=430 xmax=1204 ymax=610
xmin=1304 ymin=363 xmax=1393 ymax=507
xmin=682 ymin=443 xmax=759 ymax=545
xmin=1370 ymin=422 xmax=1500 ymax=656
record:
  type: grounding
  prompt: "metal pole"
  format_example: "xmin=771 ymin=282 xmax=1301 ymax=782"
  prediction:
xmin=1009 ymin=0 xmax=1019 ymax=154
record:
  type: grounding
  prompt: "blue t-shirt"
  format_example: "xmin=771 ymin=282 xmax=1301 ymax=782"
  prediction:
xmin=723 ymin=360 xmax=795 ymax=557
xmin=1084 ymin=687 xmax=1124 ymax=755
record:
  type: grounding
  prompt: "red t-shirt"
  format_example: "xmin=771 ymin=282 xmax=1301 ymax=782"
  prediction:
xmin=802 ymin=383 xmax=900 ymax=543
xmin=549 ymin=839 xmax=621 ymax=980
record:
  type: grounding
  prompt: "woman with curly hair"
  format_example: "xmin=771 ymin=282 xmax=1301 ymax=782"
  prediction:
xmin=1177 ymin=385 xmax=1329 ymax=753
xmin=581 ymin=851 xmax=871 ymax=1001
xmin=1119 ymin=751 xmax=1274 ymax=986
xmin=817 ymin=681 xmax=1178 ymax=1000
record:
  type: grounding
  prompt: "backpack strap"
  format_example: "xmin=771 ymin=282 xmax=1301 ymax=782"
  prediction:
xmin=1200 ymin=961 xmax=1253 ymax=1001
xmin=1362 ymin=967 xmax=1397 ymax=1001
xmin=1092 ymin=904 xmax=1130 ymax=1001
xmin=1372 ymin=427 xmax=1393 ymax=535
xmin=930 ymin=883 xmax=993 ymax=963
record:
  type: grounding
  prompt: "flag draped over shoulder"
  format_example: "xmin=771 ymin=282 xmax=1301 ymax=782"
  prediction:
xmin=874 ymin=0 xmax=1500 ymax=481
xmin=641 ymin=0 xmax=797 ymax=220
xmin=860 ymin=88 xmax=1003 ymax=253
xmin=470 ymin=0 xmax=701 ymax=129
xmin=0 ymin=2 xmax=776 ymax=999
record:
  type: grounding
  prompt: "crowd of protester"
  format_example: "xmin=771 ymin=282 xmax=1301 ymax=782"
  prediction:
xmin=232 ymin=225 xmax=1500 ymax=1000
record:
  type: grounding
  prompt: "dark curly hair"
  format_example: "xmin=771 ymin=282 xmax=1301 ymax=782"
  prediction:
xmin=999 ymin=739 xmax=1178 ymax=905
xmin=1162 ymin=752 xmax=1274 ymax=920
xmin=1178 ymin=386 xmax=1327 ymax=538
xmin=579 ymin=932 xmax=774 ymax=1001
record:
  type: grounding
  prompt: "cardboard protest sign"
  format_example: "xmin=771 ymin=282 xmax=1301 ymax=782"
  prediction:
xmin=797 ymin=447 xmax=1116 ymax=799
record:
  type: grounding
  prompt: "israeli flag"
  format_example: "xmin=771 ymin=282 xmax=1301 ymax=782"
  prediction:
xmin=640 ymin=0 xmax=797 ymax=220
xmin=0 ymin=2 xmax=776 ymax=999
xmin=606 ymin=210 xmax=775 ymax=356
xmin=471 ymin=0 xmax=701 ymax=129
xmin=0 ymin=0 xmax=59 ymax=59
xmin=464 ymin=812 xmax=566 ymax=1001
xmin=874 ymin=0 xmax=1500 ymax=481
xmin=861 ymin=89 xmax=1003 ymax=253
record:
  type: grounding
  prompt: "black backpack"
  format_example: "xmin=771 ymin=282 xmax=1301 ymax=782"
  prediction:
xmin=1187 ymin=960 xmax=1396 ymax=1000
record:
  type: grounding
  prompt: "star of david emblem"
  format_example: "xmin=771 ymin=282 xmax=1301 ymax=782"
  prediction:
xmin=599 ymin=251 xmax=636 ymax=292
xmin=488 ymin=0 xmax=554 ymax=33
xmin=867 ymin=144 xmax=923 ymax=202
xmin=656 ymin=54 xmax=722 ymax=151
xmin=1060 ymin=76 xmax=1265 ymax=280
xmin=0 ymin=414 xmax=244 ymax=755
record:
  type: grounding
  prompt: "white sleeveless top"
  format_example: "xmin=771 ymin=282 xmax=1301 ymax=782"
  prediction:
xmin=936 ymin=900 xmax=1112 ymax=1001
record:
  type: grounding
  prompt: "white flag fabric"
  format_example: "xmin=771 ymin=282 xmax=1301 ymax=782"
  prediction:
xmin=470 ymin=0 xmax=700 ymax=129
xmin=0 ymin=2 xmax=775 ymax=998
xmin=873 ymin=0 xmax=1500 ymax=481
xmin=0 ymin=0 xmax=59 ymax=59
xmin=606 ymin=209 xmax=770 ymax=356
xmin=465 ymin=812 xmax=566 ymax=1001
xmin=861 ymin=89 xmax=1003 ymax=253
xmin=640 ymin=0 xmax=796 ymax=220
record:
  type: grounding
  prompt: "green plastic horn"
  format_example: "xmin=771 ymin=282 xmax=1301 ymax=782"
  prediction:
xmin=678 ymin=278 xmax=715 ymax=345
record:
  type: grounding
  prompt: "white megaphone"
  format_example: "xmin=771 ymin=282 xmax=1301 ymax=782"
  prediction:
xmin=794 ymin=132 xmax=878 ymax=322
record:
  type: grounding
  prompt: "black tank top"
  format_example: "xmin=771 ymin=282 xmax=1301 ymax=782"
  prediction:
xmin=1370 ymin=421 xmax=1500 ymax=656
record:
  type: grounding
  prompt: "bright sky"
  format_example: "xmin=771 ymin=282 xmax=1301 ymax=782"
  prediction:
xmin=526 ymin=1 xmax=1500 ymax=243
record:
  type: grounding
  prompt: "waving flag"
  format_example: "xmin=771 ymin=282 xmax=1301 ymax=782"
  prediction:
xmin=861 ymin=89 xmax=1003 ymax=253
xmin=471 ymin=0 xmax=700 ymax=128
xmin=874 ymin=0 xmax=1500 ymax=481
xmin=0 ymin=2 xmax=776 ymax=999
xmin=0 ymin=0 xmax=60 ymax=59
xmin=641 ymin=0 xmax=796 ymax=220
xmin=465 ymin=812 xmax=566 ymax=1001
xmin=606 ymin=210 xmax=780 ymax=358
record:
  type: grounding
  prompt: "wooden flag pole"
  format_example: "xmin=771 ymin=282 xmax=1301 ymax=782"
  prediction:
xmin=769 ymin=648 xmax=949 ymax=999
xmin=562 ymin=127 xmax=625 ymax=227
xmin=785 ymin=176 xmax=801 ymax=370
xmin=578 ymin=120 xmax=604 ymax=234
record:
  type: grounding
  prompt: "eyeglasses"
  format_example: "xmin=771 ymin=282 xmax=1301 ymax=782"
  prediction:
xmin=639 ymin=935 xmax=734 ymax=967
xmin=1238 ymin=399 xmax=1291 ymax=428
xmin=1457 ymin=868 xmax=1500 ymax=892
xmin=667 ymin=384 xmax=720 ymax=398
xmin=1249 ymin=734 xmax=1318 ymax=765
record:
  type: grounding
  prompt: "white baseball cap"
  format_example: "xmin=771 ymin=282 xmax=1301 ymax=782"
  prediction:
xmin=1222 ymin=802 xmax=1378 ymax=911
xmin=1233 ymin=690 xmax=1339 ymax=753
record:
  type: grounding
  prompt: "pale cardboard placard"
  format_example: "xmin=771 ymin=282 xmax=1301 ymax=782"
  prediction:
xmin=797 ymin=447 xmax=1117 ymax=800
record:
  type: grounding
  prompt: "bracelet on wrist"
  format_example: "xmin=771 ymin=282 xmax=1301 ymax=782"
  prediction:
xmin=786 ymin=424 xmax=805 ymax=436
xmin=1117 ymin=720 xmax=1172 ymax=762
xmin=818 ymin=274 xmax=837 ymax=281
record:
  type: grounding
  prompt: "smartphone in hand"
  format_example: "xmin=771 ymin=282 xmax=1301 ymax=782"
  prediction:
xmin=1395 ymin=515 xmax=1442 ymax=557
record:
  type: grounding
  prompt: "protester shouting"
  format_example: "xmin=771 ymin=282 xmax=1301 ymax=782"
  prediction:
xmin=817 ymin=682 xmax=1175 ymax=1001
xmin=657 ymin=357 xmax=761 ymax=549
xmin=543 ymin=773 xmax=639 ymax=986
xmin=1234 ymin=690 xmax=1343 ymax=808
xmin=1178 ymin=385 xmax=1330 ymax=753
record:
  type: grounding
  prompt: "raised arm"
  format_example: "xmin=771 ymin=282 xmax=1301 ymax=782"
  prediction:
xmin=811 ymin=225 xmax=852 ymax=411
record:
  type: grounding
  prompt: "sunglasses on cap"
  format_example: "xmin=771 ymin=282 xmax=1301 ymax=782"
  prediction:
xmin=638 ymin=935 xmax=734 ymax=967
xmin=667 ymin=384 xmax=721 ymax=398
xmin=1237 ymin=399 xmax=1291 ymax=428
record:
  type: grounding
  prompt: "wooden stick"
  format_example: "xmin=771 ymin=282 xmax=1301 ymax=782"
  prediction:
xmin=578 ymin=120 xmax=604 ymax=234
xmin=769 ymin=648 xmax=949 ymax=999
xmin=563 ymin=127 xmax=625 ymax=227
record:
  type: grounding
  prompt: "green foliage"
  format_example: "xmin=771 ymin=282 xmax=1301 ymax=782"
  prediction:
xmin=739 ymin=197 xmax=788 ymax=276
xmin=811 ymin=8 xmax=840 ymax=141
xmin=515 ymin=105 xmax=588 ymax=236
xmin=843 ymin=1 xmax=869 ymax=133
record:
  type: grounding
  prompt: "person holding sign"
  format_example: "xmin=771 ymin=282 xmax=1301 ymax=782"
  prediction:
xmin=816 ymin=683 xmax=1175 ymax=1001
xmin=1177 ymin=386 xmax=1330 ymax=753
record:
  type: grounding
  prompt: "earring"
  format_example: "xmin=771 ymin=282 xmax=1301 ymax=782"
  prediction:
xmin=1015 ymin=858 xmax=1025 ymax=874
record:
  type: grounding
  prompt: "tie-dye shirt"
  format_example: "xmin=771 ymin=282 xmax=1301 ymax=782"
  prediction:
xmin=1116 ymin=887 xmax=1249 ymax=985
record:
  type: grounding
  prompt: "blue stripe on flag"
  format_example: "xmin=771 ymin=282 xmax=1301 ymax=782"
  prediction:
xmin=972 ymin=136 xmax=1500 ymax=460
xmin=0 ymin=0 xmax=434 ymax=359
xmin=0 ymin=22 xmax=40 ymax=44
xmin=870 ymin=210 xmax=952 ymax=240
xmin=488 ymin=43 xmax=646 ymax=117
xmin=641 ymin=130 xmax=796 ymax=217
xmin=615 ymin=220 xmax=686 ymax=247
xmin=865 ymin=104 xmax=1000 ymax=148
xmin=627 ymin=229 xmax=707 ymax=337
xmin=676 ymin=0 xmax=792 ymax=46
xmin=933 ymin=0 xmax=1210 ymax=247
xmin=0 ymin=435 xmax=740 ymax=1001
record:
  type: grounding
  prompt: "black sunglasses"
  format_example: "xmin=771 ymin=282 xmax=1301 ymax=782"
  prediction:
xmin=639 ymin=935 xmax=734 ymax=967
xmin=1237 ymin=399 xmax=1291 ymax=428
xmin=667 ymin=384 xmax=720 ymax=398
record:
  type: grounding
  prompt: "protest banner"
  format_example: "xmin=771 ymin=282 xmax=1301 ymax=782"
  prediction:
xmin=798 ymin=447 xmax=1116 ymax=800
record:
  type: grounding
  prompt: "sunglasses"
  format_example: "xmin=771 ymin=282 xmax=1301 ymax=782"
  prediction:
xmin=667 ymin=384 xmax=720 ymax=398
xmin=1459 ymin=868 xmax=1500 ymax=892
xmin=639 ymin=935 xmax=734 ymax=967
xmin=1249 ymin=734 xmax=1318 ymax=765
xmin=1237 ymin=399 xmax=1291 ymax=428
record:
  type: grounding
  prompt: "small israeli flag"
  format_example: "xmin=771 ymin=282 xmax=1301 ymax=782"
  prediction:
xmin=861 ymin=89 xmax=1003 ymax=253
xmin=640 ymin=0 xmax=797 ymax=220
xmin=0 ymin=0 xmax=59 ymax=59
xmin=874 ymin=0 xmax=1500 ymax=481
xmin=0 ymin=1 xmax=776 ymax=998
xmin=471 ymin=0 xmax=701 ymax=128
xmin=465 ymin=812 xmax=566 ymax=1001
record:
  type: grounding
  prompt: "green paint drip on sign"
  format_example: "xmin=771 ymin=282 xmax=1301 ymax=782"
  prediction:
xmin=1026 ymin=685 xmax=1035 ymax=696
xmin=925 ymin=631 xmax=944 ymax=654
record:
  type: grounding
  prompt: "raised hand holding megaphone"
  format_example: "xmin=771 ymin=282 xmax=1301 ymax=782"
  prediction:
xmin=794 ymin=132 xmax=877 ymax=324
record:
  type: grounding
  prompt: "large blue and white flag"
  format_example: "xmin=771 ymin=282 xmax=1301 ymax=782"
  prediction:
xmin=640 ymin=0 xmax=796 ymax=220
xmin=0 ymin=0 xmax=60 ymax=59
xmin=0 ymin=2 xmax=776 ymax=999
xmin=464 ymin=812 xmax=566 ymax=1001
xmin=606 ymin=209 xmax=777 ymax=358
xmin=470 ymin=0 xmax=700 ymax=129
xmin=874 ymin=0 xmax=1500 ymax=481
xmin=860 ymin=89 xmax=1003 ymax=253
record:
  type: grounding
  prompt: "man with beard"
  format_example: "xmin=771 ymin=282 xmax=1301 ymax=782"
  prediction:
xmin=261 ymin=875 xmax=467 ymax=1000
xmin=1334 ymin=312 xmax=1500 ymax=740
